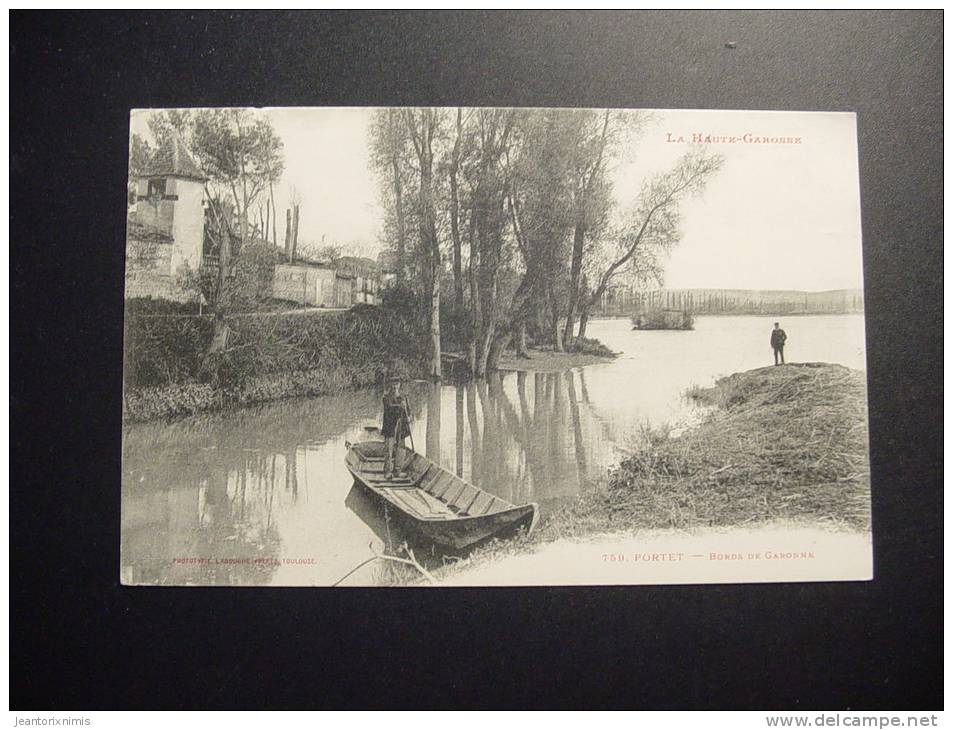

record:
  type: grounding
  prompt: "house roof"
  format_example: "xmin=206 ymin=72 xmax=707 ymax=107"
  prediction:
xmin=277 ymin=251 xmax=333 ymax=268
xmin=335 ymin=256 xmax=380 ymax=277
xmin=142 ymin=137 xmax=208 ymax=181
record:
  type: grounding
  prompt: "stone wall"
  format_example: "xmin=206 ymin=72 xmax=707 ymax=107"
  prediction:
xmin=124 ymin=239 xmax=195 ymax=302
xmin=273 ymin=264 xmax=337 ymax=307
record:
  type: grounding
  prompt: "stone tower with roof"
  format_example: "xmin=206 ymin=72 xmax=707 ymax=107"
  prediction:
xmin=126 ymin=138 xmax=208 ymax=300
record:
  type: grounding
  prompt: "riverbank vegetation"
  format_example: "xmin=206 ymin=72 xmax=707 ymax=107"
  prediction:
xmin=435 ymin=362 xmax=870 ymax=581
xmin=370 ymin=108 xmax=723 ymax=377
xmin=123 ymin=291 xmax=427 ymax=422
xmin=495 ymin=344 xmax=616 ymax=372
xmin=127 ymin=107 xmax=726 ymax=420
xmin=595 ymin=362 xmax=869 ymax=532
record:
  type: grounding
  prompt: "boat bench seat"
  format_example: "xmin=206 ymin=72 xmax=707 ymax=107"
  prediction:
xmin=468 ymin=492 xmax=498 ymax=516
xmin=380 ymin=487 xmax=456 ymax=520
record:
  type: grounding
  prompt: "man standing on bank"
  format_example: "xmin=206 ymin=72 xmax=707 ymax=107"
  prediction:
xmin=771 ymin=322 xmax=787 ymax=366
xmin=381 ymin=378 xmax=411 ymax=479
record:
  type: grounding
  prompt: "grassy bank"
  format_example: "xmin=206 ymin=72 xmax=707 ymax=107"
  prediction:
xmin=123 ymin=303 xmax=426 ymax=423
xmin=122 ymin=361 xmax=420 ymax=423
xmin=436 ymin=361 xmax=870 ymax=580
xmin=124 ymin=297 xmax=619 ymax=421
xmin=496 ymin=339 xmax=617 ymax=372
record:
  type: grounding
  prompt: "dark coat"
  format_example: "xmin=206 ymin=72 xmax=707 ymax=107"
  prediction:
xmin=381 ymin=394 xmax=410 ymax=439
xmin=770 ymin=328 xmax=787 ymax=348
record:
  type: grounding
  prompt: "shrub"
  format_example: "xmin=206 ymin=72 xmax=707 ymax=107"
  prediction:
xmin=573 ymin=337 xmax=616 ymax=358
xmin=123 ymin=304 xmax=428 ymax=393
xmin=631 ymin=309 xmax=694 ymax=330
xmin=125 ymin=297 xmax=200 ymax=316
xmin=123 ymin=314 xmax=213 ymax=388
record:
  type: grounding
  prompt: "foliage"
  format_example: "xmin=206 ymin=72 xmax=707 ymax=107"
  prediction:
xmin=579 ymin=150 xmax=724 ymax=320
xmin=368 ymin=107 xmax=719 ymax=373
xmin=124 ymin=315 xmax=213 ymax=389
xmin=630 ymin=309 xmax=695 ymax=330
xmin=191 ymin=109 xmax=285 ymax=207
xmin=379 ymin=283 xmax=421 ymax=317
xmin=175 ymin=241 xmax=278 ymax=313
xmin=572 ymin=337 xmax=617 ymax=358
xmin=125 ymin=297 xmax=200 ymax=316
xmin=123 ymin=306 xmax=428 ymax=393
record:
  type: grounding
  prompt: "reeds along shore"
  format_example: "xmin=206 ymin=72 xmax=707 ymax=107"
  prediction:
xmin=531 ymin=362 xmax=870 ymax=540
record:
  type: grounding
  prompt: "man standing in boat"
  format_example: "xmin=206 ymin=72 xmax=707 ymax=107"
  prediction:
xmin=771 ymin=322 xmax=787 ymax=365
xmin=382 ymin=378 xmax=412 ymax=479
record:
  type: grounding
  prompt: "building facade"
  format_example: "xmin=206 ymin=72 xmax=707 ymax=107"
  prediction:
xmin=272 ymin=261 xmax=338 ymax=307
xmin=271 ymin=256 xmax=382 ymax=308
xmin=125 ymin=138 xmax=208 ymax=302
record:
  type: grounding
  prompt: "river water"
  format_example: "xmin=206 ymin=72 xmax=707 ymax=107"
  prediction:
xmin=121 ymin=314 xmax=867 ymax=586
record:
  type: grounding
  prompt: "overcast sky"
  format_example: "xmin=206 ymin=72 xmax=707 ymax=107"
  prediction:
xmin=130 ymin=107 xmax=863 ymax=292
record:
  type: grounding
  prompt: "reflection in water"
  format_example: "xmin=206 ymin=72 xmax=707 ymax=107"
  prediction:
xmin=122 ymin=369 xmax=604 ymax=585
xmin=455 ymin=385 xmax=465 ymax=478
xmin=122 ymin=315 xmax=868 ymax=586
xmin=426 ymin=384 xmax=441 ymax=463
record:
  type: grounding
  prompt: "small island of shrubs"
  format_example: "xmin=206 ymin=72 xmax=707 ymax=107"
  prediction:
xmin=631 ymin=308 xmax=695 ymax=331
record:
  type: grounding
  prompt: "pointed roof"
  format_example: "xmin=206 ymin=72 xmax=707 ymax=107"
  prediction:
xmin=142 ymin=137 xmax=207 ymax=181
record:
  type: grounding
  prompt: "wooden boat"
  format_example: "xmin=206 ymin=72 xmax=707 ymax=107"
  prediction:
xmin=345 ymin=440 xmax=538 ymax=550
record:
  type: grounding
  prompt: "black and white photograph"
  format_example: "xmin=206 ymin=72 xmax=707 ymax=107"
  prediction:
xmin=11 ymin=9 xmax=942 ymax=713
xmin=121 ymin=107 xmax=871 ymax=587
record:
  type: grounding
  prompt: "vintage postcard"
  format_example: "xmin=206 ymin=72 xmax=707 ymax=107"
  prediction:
xmin=121 ymin=107 xmax=870 ymax=586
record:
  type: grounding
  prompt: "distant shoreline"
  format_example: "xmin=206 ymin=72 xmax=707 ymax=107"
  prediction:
xmin=590 ymin=310 xmax=864 ymax=320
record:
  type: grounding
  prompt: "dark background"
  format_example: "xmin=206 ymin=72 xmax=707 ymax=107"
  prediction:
xmin=10 ymin=10 xmax=942 ymax=709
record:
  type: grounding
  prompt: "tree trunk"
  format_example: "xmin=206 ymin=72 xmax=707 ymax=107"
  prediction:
xmin=391 ymin=140 xmax=406 ymax=287
xmin=426 ymin=384 xmax=441 ymax=462
xmin=549 ymin=284 xmax=563 ymax=352
xmin=562 ymin=223 xmax=585 ymax=348
xmin=486 ymin=332 xmax=512 ymax=372
xmin=291 ymin=204 xmax=300 ymax=261
xmin=476 ymin=321 xmax=496 ymax=377
xmin=284 ymin=208 xmax=293 ymax=261
xmin=430 ymin=256 xmax=441 ymax=379
xmin=516 ymin=321 xmax=529 ymax=358
xmin=577 ymin=305 xmax=591 ymax=341
xmin=270 ymin=183 xmax=278 ymax=245
xmin=468 ymin=340 xmax=477 ymax=376
xmin=468 ymin=216 xmax=482 ymax=377
xmin=412 ymin=112 xmax=442 ymax=380
xmin=450 ymin=108 xmax=465 ymax=321
xmin=454 ymin=384 xmax=465 ymax=477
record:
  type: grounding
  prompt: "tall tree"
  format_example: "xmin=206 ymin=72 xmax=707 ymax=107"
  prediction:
xmin=403 ymin=108 xmax=444 ymax=379
xmin=447 ymin=107 xmax=469 ymax=321
xmin=465 ymin=108 xmax=516 ymax=375
xmin=576 ymin=150 xmax=723 ymax=340
xmin=191 ymin=109 xmax=284 ymax=251
xmin=369 ymin=109 xmax=412 ymax=286
xmin=505 ymin=109 xmax=577 ymax=354
xmin=562 ymin=110 xmax=611 ymax=347
xmin=561 ymin=109 xmax=650 ymax=347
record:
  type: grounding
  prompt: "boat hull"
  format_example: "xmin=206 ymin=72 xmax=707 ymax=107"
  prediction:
xmin=345 ymin=440 xmax=537 ymax=551
xmin=351 ymin=478 xmax=536 ymax=550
